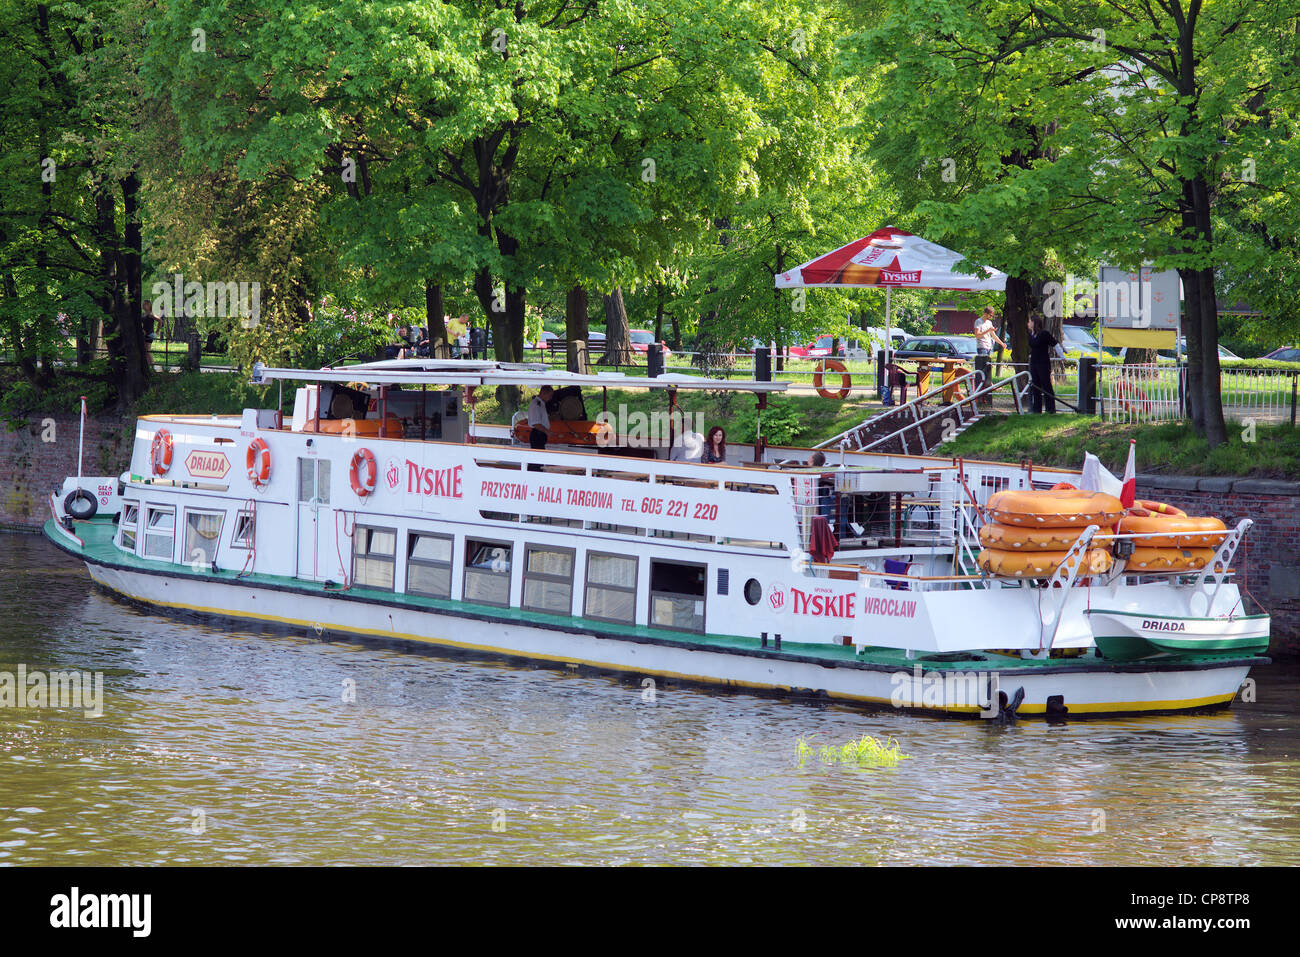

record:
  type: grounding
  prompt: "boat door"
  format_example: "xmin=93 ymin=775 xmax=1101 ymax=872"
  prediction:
xmin=296 ymin=457 xmax=331 ymax=581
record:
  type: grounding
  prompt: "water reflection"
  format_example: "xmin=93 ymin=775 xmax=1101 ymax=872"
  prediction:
xmin=1 ymin=534 xmax=1297 ymax=865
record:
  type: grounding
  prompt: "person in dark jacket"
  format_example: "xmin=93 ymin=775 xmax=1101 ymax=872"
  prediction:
xmin=1027 ymin=317 xmax=1062 ymax=414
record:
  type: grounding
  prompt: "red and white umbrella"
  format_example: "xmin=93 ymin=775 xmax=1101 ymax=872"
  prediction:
xmin=774 ymin=226 xmax=1007 ymax=358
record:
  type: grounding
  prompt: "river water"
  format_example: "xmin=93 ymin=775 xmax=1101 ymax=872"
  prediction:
xmin=1 ymin=533 xmax=1297 ymax=866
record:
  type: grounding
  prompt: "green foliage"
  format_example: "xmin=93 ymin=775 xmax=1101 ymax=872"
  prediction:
xmin=729 ymin=396 xmax=805 ymax=446
xmin=938 ymin=415 xmax=1300 ymax=479
xmin=797 ymin=734 xmax=909 ymax=769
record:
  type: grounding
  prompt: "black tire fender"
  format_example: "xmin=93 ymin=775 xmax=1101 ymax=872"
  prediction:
xmin=63 ymin=487 xmax=98 ymax=521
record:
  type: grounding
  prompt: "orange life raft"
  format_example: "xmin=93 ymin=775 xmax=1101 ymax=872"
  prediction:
xmin=977 ymin=547 xmax=1114 ymax=578
xmin=985 ymin=489 xmax=1126 ymax=528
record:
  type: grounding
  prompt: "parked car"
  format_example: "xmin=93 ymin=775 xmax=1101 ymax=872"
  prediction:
xmin=1262 ymin=347 xmax=1300 ymax=363
xmin=892 ymin=336 xmax=980 ymax=361
xmin=530 ymin=331 xmax=558 ymax=350
xmin=629 ymin=329 xmax=671 ymax=356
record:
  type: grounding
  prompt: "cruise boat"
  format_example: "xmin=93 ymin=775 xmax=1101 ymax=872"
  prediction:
xmin=44 ymin=359 xmax=1268 ymax=718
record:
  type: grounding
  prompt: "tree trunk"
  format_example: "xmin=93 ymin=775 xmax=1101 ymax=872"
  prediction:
xmin=1004 ymin=275 xmax=1033 ymax=365
xmin=425 ymin=280 xmax=449 ymax=357
xmin=603 ymin=287 xmax=633 ymax=365
xmin=565 ymin=285 xmax=590 ymax=373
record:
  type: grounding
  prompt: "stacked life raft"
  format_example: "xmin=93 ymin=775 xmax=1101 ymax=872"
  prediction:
xmin=977 ymin=487 xmax=1228 ymax=578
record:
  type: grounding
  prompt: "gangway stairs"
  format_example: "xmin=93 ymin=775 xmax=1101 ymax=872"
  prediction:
xmin=817 ymin=370 xmax=1030 ymax=456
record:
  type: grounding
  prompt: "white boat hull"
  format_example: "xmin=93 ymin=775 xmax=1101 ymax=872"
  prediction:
xmin=83 ymin=561 xmax=1254 ymax=718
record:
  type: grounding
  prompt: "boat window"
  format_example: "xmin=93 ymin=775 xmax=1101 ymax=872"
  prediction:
xmin=586 ymin=522 xmax=646 ymax=536
xmin=591 ymin=469 xmax=650 ymax=483
xmin=522 ymin=545 xmax=575 ymax=615
xmin=584 ymin=552 xmax=637 ymax=624
xmin=406 ymin=532 xmax=453 ymax=599
xmin=184 ymin=510 xmax=225 ymax=566
xmin=649 ymin=560 xmax=706 ymax=633
xmin=523 ymin=515 xmax=584 ymax=528
xmin=144 ymin=507 xmax=175 ymax=561
xmin=724 ymin=482 xmax=779 ymax=495
xmin=475 ymin=459 xmax=522 ymax=471
xmin=118 ymin=500 xmax=139 ymax=553
xmin=231 ymin=512 xmax=255 ymax=549
xmin=464 ymin=538 xmax=512 ymax=606
xmin=655 ymin=476 xmax=719 ymax=490
xmin=353 ymin=525 xmax=396 ymax=590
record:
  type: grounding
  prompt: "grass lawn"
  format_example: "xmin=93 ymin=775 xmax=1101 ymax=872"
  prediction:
xmin=937 ymin=414 xmax=1300 ymax=479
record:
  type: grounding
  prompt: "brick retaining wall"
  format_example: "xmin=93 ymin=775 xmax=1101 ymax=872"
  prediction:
xmin=0 ymin=412 xmax=130 ymax=531
xmin=1137 ymin=474 xmax=1300 ymax=656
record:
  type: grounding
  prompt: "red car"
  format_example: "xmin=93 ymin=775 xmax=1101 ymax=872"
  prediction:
xmin=788 ymin=335 xmax=846 ymax=359
xmin=630 ymin=329 xmax=671 ymax=356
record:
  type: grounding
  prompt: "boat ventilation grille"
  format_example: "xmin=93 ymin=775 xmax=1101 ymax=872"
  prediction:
xmin=717 ymin=568 xmax=730 ymax=595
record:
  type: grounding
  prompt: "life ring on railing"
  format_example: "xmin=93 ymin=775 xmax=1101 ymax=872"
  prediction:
xmin=813 ymin=360 xmax=852 ymax=400
xmin=150 ymin=429 xmax=174 ymax=476
xmin=1123 ymin=546 xmax=1215 ymax=572
xmin=246 ymin=438 xmax=272 ymax=487
xmin=978 ymin=522 xmax=1107 ymax=551
xmin=1111 ymin=380 xmax=1151 ymax=414
xmin=349 ymin=448 xmax=378 ymax=497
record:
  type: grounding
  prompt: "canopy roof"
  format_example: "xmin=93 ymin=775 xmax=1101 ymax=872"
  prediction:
xmin=774 ymin=226 xmax=1007 ymax=291
xmin=252 ymin=359 xmax=790 ymax=393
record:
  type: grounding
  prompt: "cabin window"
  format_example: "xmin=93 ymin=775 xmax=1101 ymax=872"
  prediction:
xmin=143 ymin=507 xmax=175 ymax=561
xmin=353 ymin=525 xmax=396 ymax=590
xmin=184 ymin=510 xmax=224 ymax=566
xmin=522 ymin=545 xmax=575 ymax=615
xmin=464 ymin=538 xmax=512 ymax=606
xmin=118 ymin=501 xmax=139 ymax=553
xmin=584 ymin=552 xmax=637 ymax=624
xmin=649 ymin=560 xmax=707 ymax=633
xmin=231 ymin=512 xmax=255 ymax=549
xmin=407 ymin=532 xmax=453 ymax=599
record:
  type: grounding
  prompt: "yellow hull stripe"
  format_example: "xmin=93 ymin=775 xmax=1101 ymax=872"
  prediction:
xmin=98 ymin=575 xmax=1240 ymax=715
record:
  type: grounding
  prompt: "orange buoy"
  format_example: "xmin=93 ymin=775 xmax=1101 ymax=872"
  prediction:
xmin=151 ymin=429 xmax=174 ymax=476
xmin=350 ymin=448 xmax=378 ymax=497
xmin=985 ymin=489 xmax=1125 ymax=528
xmin=813 ymin=359 xmax=851 ymax=400
xmin=246 ymin=438 xmax=272 ymax=487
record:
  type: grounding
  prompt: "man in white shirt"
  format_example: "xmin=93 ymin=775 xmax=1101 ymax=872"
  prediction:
xmin=973 ymin=306 xmax=1006 ymax=356
xmin=526 ymin=386 xmax=554 ymax=470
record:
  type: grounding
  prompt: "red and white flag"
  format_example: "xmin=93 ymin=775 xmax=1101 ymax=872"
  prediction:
xmin=1120 ymin=439 xmax=1136 ymax=508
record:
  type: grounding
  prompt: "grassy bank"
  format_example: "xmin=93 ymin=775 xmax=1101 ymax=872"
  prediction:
xmin=937 ymin=414 xmax=1300 ymax=478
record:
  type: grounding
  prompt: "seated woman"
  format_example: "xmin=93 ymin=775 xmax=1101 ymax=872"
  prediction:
xmin=703 ymin=427 xmax=727 ymax=463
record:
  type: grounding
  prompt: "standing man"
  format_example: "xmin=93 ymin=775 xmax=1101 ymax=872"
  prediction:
xmin=973 ymin=305 xmax=1006 ymax=356
xmin=526 ymin=385 xmax=554 ymax=470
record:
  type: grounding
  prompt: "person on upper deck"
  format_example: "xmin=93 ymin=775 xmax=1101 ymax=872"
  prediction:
xmin=703 ymin=426 xmax=727 ymax=463
xmin=526 ymin=386 xmax=554 ymax=470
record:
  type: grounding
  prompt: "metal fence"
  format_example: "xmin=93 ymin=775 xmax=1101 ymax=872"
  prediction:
xmin=1100 ymin=363 xmax=1300 ymax=425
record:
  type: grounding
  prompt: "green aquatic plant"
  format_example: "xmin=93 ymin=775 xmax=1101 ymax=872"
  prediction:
xmin=797 ymin=734 xmax=909 ymax=770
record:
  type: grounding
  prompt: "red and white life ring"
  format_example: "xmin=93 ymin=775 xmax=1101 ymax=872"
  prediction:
xmin=814 ymin=359 xmax=852 ymax=400
xmin=246 ymin=438 xmax=272 ymax=487
xmin=151 ymin=429 xmax=174 ymax=476
xmin=350 ymin=448 xmax=377 ymax=497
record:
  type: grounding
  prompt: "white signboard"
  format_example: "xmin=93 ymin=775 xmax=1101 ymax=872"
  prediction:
xmin=1098 ymin=265 xmax=1180 ymax=332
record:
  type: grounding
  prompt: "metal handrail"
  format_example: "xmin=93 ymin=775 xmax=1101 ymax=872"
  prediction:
xmin=815 ymin=369 xmax=985 ymax=450
xmin=855 ymin=371 xmax=1030 ymax=454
